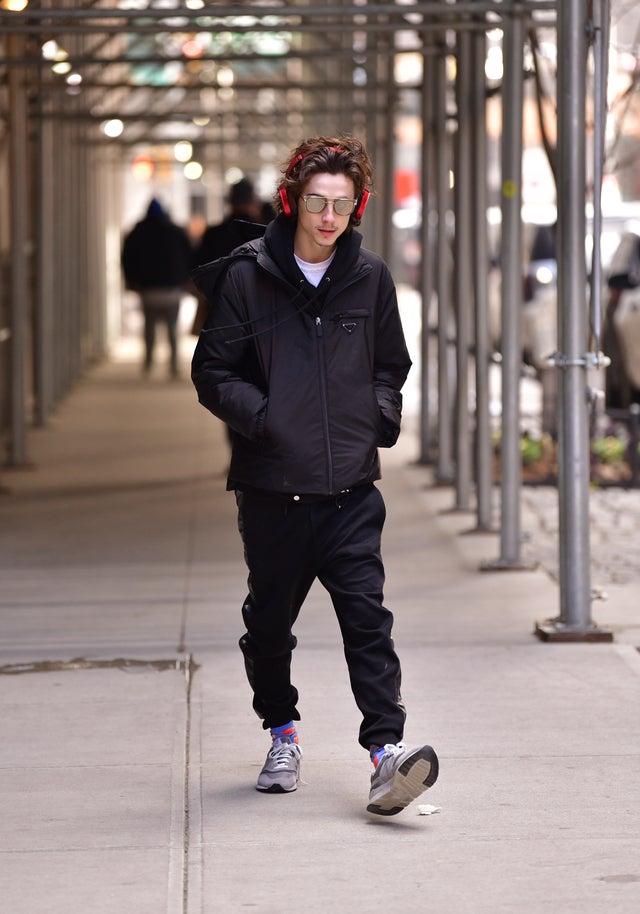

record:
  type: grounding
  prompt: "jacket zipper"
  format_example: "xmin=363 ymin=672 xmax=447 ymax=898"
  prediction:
xmin=315 ymin=314 xmax=334 ymax=492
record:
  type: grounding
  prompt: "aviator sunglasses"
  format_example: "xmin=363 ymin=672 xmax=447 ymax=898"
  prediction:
xmin=300 ymin=194 xmax=358 ymax=216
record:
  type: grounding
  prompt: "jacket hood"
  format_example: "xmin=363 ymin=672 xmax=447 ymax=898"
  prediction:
xmin=262 ymin=213 xmax=363 ymax=296
xmin=146 ymin=198 xmax=168 ymax=220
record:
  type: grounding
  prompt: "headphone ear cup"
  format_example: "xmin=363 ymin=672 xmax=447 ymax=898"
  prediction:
xmin=354 ymin=189 xmax=370 ymax=220
xmin=279 ymin=186 xmax=292 ymax=217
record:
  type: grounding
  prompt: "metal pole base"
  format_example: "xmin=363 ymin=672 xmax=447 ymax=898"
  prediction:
xmin=460 ymin=524 xmax=500 ymax=536
xmin=433 ymin=473 xmax=455 ymax=487
xmin=479 ymin=557 xmax=538 ymax=572
xmin=438 ymin=506 xmax=474 ymax=517
xmin=534 ymin=619 xmax=613 ymax=643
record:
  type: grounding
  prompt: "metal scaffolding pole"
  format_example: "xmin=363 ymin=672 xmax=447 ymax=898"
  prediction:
xmin=434 ymin=41 xmax=454 ymax=485
xmin=589 ymin=0 xmax=610 ymax=350
xmin=34 ymin=92 xmax=55 ymax=425
xmin=7 ymin=34 xmax=29 ymax=466
xmin=419 ymin=48 xmax=435 ymax=465
xmin=452 ymin=28 xmax=473 ymax=511
xmin=380 ymin=55 xmax=395 ymax=269
xmin=535 ymin=0 xmax=612 ymax=642
xmin=482 ymin=10 xmax=530 ymax=571
xmin=471 ymin=24 xmax=494 ymax=533
xmin=364 ymin=36 xmax=382 ymax=255
xmin=0 ymin=2 xmax=558 ymax=29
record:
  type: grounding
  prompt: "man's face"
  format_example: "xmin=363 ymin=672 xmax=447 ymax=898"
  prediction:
xmin=293 ymin=172 xmax=356 ymax=262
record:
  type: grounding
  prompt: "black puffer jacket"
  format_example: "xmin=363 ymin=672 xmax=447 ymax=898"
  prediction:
xmin=191 ymin=215 xmax=411 ymax=495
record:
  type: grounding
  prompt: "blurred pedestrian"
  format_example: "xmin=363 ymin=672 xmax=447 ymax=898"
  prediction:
xmin=121 ymin=198 xmax=193 ymax=378
xmin=191 ymin=178 xmax=266 ymax=337
xmin=194 ymin=177 xmax=264 ymax=268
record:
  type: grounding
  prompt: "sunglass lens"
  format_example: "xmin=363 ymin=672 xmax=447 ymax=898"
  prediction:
xmin=335 ymin=199 xmax=355 ymax=215
xmin=306 ymin=197 xmax=325 ymax=213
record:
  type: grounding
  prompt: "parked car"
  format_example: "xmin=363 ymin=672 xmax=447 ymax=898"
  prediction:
xmin=510 ymin=214 xmax=640 ymax=392
xmin=603 ymin=231 xmax=640 ymax=409
xmin=488 ymin=211 xmax=640 ymax=435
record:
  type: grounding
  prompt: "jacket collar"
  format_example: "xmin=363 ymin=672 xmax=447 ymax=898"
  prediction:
xmin=259 ymin=213 xmax=367 ymax=296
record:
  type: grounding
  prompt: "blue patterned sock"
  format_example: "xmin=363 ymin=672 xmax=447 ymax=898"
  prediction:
xmin=270 ymin=721 xmax=299 ymax=744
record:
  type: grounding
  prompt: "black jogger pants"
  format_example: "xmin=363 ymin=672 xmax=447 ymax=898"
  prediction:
xmin=235 ymin=483 xmax=406 ymax=750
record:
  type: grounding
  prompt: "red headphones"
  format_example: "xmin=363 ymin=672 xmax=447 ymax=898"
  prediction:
xmin=278 ymin=146 xmax=370 ymax=220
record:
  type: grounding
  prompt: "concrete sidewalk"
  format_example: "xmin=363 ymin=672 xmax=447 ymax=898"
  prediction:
xmin=0 ymin=340 xmax=639 ymax=914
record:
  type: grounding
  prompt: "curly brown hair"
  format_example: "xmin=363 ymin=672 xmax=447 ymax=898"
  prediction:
xmin=275 ymin=135 xmax=374 ymax=227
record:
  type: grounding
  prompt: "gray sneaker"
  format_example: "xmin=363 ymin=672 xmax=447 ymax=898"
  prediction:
xmin=367 ymin=742 xmax=439 ymax=816
xmin=256 ymin=737 xmax=302 ymax=793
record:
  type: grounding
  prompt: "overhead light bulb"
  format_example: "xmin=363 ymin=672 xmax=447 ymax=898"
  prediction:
xmin=42 ymin=40 xmax=59 ymax=60
xmin=184 ymin=161 xmax=203 ymax=181
xmin=1 ymin=1 xmax=30 ymax=12
xmin=217 ymin=67 xmax=234 ymax=88
xmin=174 ymin=140 xmax=193 ymax=163
xmin=225 ymin=167 xmax=244 ymax=185
xmin=101 ymin=119 xmax=124 ymax=138
xmin=131 ymin=154 xmax=154 ymax=181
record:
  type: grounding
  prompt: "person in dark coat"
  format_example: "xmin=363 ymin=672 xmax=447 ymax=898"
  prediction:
xmin=191 ymin=136 xmax=439 ymax=816
xmin=121 ymin=198 xmax=193 ymax=377
xmin=191 ymin=178 xmax=265 ymax=337
xmin=194 ymin=177 xmax=264 ymax=267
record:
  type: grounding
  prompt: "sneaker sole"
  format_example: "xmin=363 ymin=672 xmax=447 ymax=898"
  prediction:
xmin=367 ymin=746 xmax=439 ymax=817
xmin=256 ymin=781 xmax=298 ymax=794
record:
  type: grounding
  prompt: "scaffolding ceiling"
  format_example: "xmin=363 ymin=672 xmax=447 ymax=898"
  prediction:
xmin=1 ymin=1 xmax=556 ymax=148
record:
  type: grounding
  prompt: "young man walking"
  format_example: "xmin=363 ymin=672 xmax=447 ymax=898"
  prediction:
xmin=191 ymin=135 xmax=438 ymax=816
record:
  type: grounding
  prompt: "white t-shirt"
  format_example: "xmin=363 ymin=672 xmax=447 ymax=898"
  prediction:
xmin=294 ymin=251 xmax=336 ymax=287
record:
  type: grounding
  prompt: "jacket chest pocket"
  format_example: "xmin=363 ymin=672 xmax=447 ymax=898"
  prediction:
xmin=331 ymin=309 xmax=370 ymax=336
